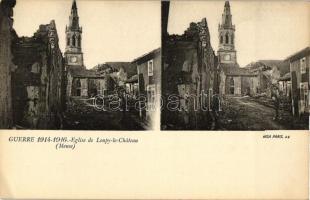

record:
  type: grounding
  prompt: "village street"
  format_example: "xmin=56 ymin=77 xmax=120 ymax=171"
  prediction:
xmin=217 ymin=96 xmax=308 ymax=130
xmin=62 ymin=98 xmax=147 ymax=130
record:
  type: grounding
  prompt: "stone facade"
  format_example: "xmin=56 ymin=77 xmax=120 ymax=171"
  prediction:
xmin=67 ymin=61 xmax=136 ymax=99
xmin=244 ymin=60 xmax=290 ymax=96
xmin=162 ymin=18 xmax=217 ymax=129
xmin=11 ymin=20 xmax=65 ymax=129
xmin=0 ymin=0 xmax=65 ymax=129
xmin=219 ymin=65 xmax=259 ymax=96
xmin=0 ymin=0 xmax=16 ymax=128
xmin=67 ymin=68 xmax=115 ymax=98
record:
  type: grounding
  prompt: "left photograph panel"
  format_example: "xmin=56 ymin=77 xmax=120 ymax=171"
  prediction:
xmin=0 ymin=0 xmax=161 ymax=130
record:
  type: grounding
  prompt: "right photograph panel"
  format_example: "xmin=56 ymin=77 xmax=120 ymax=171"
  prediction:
xmin=161 ymin=1 xmax=309 ymax=130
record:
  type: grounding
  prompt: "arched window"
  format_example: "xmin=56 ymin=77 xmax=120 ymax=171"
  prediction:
xmin=225 ymin=33 xmax=229 ymax=44
xmin=72 ymin=35 xmax=76 ymax=47
xmin=77 ymin=35 xmax=81 ymax=47
xmin=67 ymin=37 xmax=70 ymax=46
xmin=231 ymin=34 xmax=234 ymax=45
xmin=220 ymin=35 xmax=223 ymax=44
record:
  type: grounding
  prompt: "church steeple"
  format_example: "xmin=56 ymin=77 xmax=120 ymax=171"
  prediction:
xmin=221 ymin=1 xmax=233 ymax=28
xmin=72 ymin=0 xmax=77 ymax=10
xmin=218 ymin=1 xmax=237 ymax=65
xmin=69 ymin=0 xmax=80 ymax=30
xmin=65 ymin=0 xmax=84 ymax=68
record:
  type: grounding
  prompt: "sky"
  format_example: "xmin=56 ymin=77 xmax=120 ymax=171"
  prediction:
xmin=13 ymin=0 xmax=161 ymax=69
xmin=168 ymin=1 xmax=310 ymax=67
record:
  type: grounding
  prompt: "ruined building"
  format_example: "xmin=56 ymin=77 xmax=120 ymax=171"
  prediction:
xmin=162 ymin=18 xmax=218 ymax=130
xmin=162 ymin=0 xmax=263 ymax=129
xmin=244 ymin=60 xmax=290 ymax=96
xmin=92 ymin=62 xmax=137 ymax=94
xmin=0 ymin=0 xmax=15 ymax=128
xmin=11 ymin=20 xmax=65 ymax=129
xmin=0 ymin=0 xmax=65 ymax=129
xmin=217 ymin=1 xmax=259 ymax=96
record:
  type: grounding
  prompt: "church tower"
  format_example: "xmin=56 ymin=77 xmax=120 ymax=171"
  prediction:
xmin=65 ymin=0 xmax=84 ymax=68
xmin=218 ymin=1 xmax=237 ymax=65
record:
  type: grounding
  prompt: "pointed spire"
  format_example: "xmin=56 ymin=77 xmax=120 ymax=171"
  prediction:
xmin=71 ymin=0 xmax=78 ymax=16
xmin=221 ymin=1 xmax=232 ymax=27
xmin=224 ymin=1 xmax=231 ymax=15
xmin=225 ymin=1 xmax=230 ymax=8
xmin=69 ymin=0 xmax=79 ymax=29
xmin=72 ymin=0 xmax=77 ymax=10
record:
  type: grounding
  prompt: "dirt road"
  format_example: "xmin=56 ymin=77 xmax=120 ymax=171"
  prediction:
xmin=217 ymin=96 xmax=308 ymax=130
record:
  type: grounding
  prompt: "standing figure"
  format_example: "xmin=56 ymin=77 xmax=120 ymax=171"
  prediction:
xmin=271 ymin=84 xmax=280 ymax=120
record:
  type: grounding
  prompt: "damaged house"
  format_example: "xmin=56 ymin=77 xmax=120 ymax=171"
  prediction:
xmin=162 ymin=0 xmax=261 ymax=129
xmin=11 ymin=20 xmax=65 ymax=129
xmin=244 ymin=60 xmax=290 ymax=96
xmin=162 ymin=18 xmax=218 ymax=130
xmin=0 ymin=0 xmax=66 ymax=129
xmin=91 ymin=62 xmax=137 ymax=95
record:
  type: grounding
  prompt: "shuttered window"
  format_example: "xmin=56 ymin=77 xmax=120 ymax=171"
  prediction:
xmin=148 ymin=60 xmax=154 ymax=77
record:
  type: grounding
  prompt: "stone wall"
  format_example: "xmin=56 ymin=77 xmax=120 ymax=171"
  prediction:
xmin=94 ymin=79 xmax=107 ymax=96
xmin=162 ymin=18 xmax=218 ymax=129
xmin=80 ymin=78 xmax=88 ymax=97
xmin=198 ymin=18 xmax=217 ymax=99
xmin=224 ymin=75 xmax=259 ymax=96
xmin=233 ymin=76 xmax=241 ymax=95
xmin=11 ymin=20 xmax=65 ymax=129
xmin=0 ymin=0 xmax=16 ymax=128
xmin=70 ymin=76 xmax=113 ymax=98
